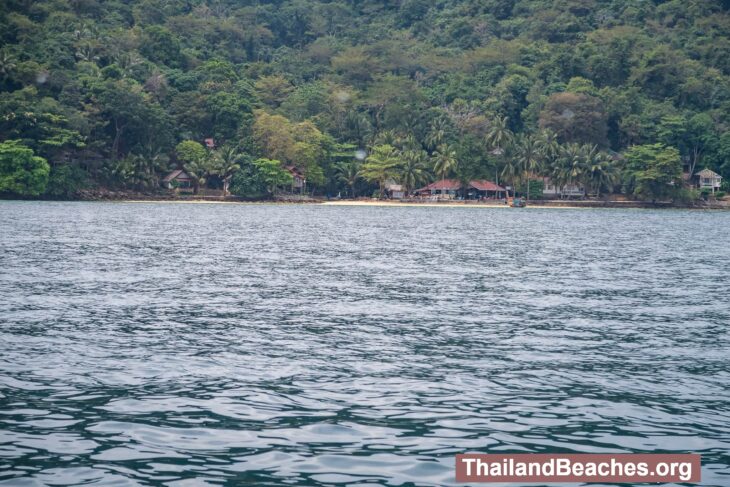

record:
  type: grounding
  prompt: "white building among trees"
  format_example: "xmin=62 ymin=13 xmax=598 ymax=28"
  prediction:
xmin=695 ymin=169 xmax=722 ymax=193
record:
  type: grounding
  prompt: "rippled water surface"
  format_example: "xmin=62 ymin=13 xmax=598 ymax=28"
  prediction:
xmin=1 ymin=201 xmax=729 ymax=486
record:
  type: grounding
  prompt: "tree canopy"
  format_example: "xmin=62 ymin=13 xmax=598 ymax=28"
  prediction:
xmin=1 ymin=0 xmax=728 ymax=198
xmin=0 ymin=140 xmax=50 ymax=196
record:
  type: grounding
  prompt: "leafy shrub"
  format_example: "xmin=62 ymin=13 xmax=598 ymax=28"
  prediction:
xmin=229 ymin=161 xmax=268 ymax=199
xmin=46 ymin=165 xmax=89 ymax=197
xmin=517 ymin=179 xmax=544 ymax=199
xmin=0 ymin=140 xmax=50 ymax=196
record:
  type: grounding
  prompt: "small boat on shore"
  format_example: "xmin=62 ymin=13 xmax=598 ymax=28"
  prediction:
xmin=510 ymin=197 xmax=527 ymax=208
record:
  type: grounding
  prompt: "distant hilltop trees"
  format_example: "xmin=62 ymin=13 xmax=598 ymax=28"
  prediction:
xmin=0 ymin=0 xmax=728 ymax=200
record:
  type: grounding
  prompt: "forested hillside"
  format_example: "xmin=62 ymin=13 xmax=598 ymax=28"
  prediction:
xmin=1 ymin=0 xmax=729 ymax=199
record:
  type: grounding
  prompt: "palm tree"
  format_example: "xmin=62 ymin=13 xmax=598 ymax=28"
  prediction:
xmin=373 ymin=130 xmax=397 ymax=146
xmin=485 ymin=116 xmax=514 ymax=155
xmin=500 ymin=157 xmax=520 ymax=199
xmin=113 ymin=52 xmax=143 ymax=78
xmin=431 ymin=145 xmax=458 ymax=199
xmin=583 ymin=149 xmax=618 ymax=197
xmin=335 ymin=160 xmax=361 ymax=197
xmin=537 ymin=130 xmax=562 ymax=196
xmin=425 ymin=118 xmax=448 ymax=152
xmin=0 ymin=50 xmax=17 ymax=82
xmin=137 ymin=144 xmax=169 ymax=188
xmin=213 ymin=146 xmax=243 ymax=196
xmin=399 ymin=133 xmax=421 ymax=151
xmin=360 ymin=144 xmax=400 ymax=198
xmin=345 ymin=111 xmax=373 ymax=146
xmin=485 ymin=116 xmax=514 ymax=186
xmin=183 ymin=153 xmax=213 ymax=195
xmin=515 ymin=134 xmax=541 ymax=201
xmin=432 ymin=144 xmax=458 ymax=181
xmin=400 ymin=150 xmax=430 ymax=196
xmin=558 ymin=143 xmax=585 ymax=199
xmin=537 ymin=129 xmax=560 ymax=166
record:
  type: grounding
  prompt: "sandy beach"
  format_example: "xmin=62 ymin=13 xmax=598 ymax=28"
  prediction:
xmin=113 ymin=197 xmax=720 ymax=209
xmin=114 ymin=198 xmax=589 ymax=208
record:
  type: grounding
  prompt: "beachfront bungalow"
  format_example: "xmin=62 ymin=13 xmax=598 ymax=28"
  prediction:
xmin=413 ymin=179 xmax=462 ymax=199
xmin=542 ymin=177 xmax=585 ymax=199
xmin=695 ymin=169 xmax=722 ymax=193
xmin=162 ymin=169 xmax=194 ymax=190
xmin=413 ymin=179 xmax=506 ymax=200
xmin=286 ymin=166 xmax=305 ymax=192
xmin=467 ymin=180 xmax=506 ymax=199
xmin=384 ymin=180 xmax=405 ymax=199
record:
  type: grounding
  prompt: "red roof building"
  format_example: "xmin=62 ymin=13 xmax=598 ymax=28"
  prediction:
xmin=414 ymin=179 xmax=506 ymax=199
xmin=468 ymin=180 xmax=506 ymax=192
xmin=161 ymin=169 xmax=194 ymax=190
xmin=286 ymin=166 xmax=305 ymax=189
xmin=414 ymin=179 xmax=462 ymax=194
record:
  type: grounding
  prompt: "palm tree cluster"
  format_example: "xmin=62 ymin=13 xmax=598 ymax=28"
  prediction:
xmin=107 ymin=145 xmax=169 ymax=190
xmin=336 ymin=125 xmax=461 ymax=198
xmin=333 ymin=117 xmax=620 ymax=200
xmin=486 ymin=118 xmax=620 ymax=200
xmin=546 ymin=143 xmax=620 ymax=198
xmin=182 ymin=146 xmax=244 ymax=195
xmin=117 ymin=143 xmax=245 ymax=195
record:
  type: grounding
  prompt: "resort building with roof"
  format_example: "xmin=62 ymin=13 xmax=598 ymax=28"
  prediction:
xmin=286 ymin=166 xmax=305 ymax=192
xmin=466 ymin=180 xmax=507 ymax=199
xmin=542 ymin=177 xmax=585 ymax=199
xmin=162 ymin=169 xmax=194 ymax=190
xmin=413 ymin=179 xmax=506 ymax=200
xmin=384 ymin=179 xmax=405 ymax=199
xmin=695 ymin=169 xmax=722 ymax=193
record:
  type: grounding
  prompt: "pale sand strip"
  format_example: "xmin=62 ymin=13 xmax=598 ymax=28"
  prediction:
xmin=116 ymin=199 xmax=589 ymax=209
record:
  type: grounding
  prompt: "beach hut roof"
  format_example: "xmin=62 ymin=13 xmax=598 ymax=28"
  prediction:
xmin=415 ymin=179 xmax=462 ymax=192
xmin=469 ymin=180 xmax=506 ymax=192
xmin=696 ymin=168 xmax=720 ymax=177
xmin=162 ymin=169 xmax=192 ymax=182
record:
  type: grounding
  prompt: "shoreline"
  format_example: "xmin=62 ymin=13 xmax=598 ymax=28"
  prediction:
xmin=5 ymin=197 xmax=726 ymax=210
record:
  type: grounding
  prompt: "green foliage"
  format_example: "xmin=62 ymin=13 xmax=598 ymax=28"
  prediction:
xmin=208 ymin=146 xmax=246 ymax=195
xmin=360 ymin=145 xmax=401 ymax=194
xmin=107 ymin=152 xmax=168 ymax=190
xmin=623 ymin=144 xmax=682 ymax=201
xmin=0 ymin=87 xmax=86 ymax=157
xmin=529 ymin=179 xmax=544 ymax=200
xmin=538 ymin=92 xmax=608 ymax=147
xmin=0 ymin=140 xmax=50 ymax=196
xmin=674 ymin=187 xmax=701 ymax=203
xmin=175 ymin=140 xmax=211 ymax=193
xmin=1 ymin=0 xmax=729 ymax=198
xmin=140 ymin=26 xmax=183 ymax=68
xmin=432 ymin=145 xmax=458 ymax=181
xmin=229 ymin=162 xmax=268 ymax=199
xmin=334 ymin=160 xmax=362 ymax=197
xmin=175 ymin=140 xmax=206 ymax=166
xmin=252 ymin=158 xmax=293 ymax=195
xmin=46 ymin=165 xmax=89 ymax=198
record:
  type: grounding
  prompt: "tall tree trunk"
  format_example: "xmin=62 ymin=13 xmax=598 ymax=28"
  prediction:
xmin=111 ymin=119 xmax=124 ymax=160
xmin=689 ymin=146 xmax=702 ymax=176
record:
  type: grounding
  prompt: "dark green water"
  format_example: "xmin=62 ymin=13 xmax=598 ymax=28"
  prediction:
xmin=1 ymin=201 xmax=729 ymax=486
